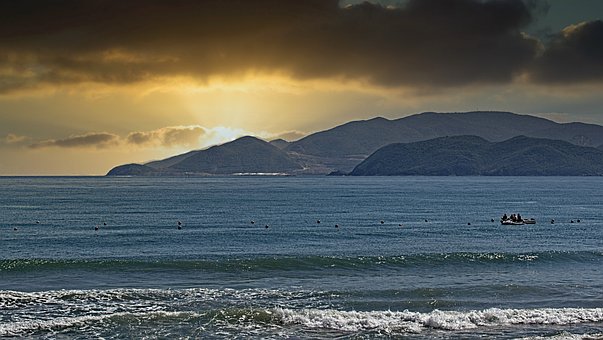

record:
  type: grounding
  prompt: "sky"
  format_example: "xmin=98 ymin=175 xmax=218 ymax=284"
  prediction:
xmin=0 ymin=0 xmax=602 ymax=175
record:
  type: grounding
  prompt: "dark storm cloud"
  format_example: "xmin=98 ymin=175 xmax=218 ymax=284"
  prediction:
xmin=530 ymin=20 xmax=603 ymax=83
xmin=0 ymin=0 xmax=599 ymax=92
xmin=29 ymin=133 xmax=119 ymax=149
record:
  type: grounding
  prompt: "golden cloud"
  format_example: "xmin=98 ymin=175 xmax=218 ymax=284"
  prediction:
xmin=28 ymin=132 xmax=120 ymax=149
xmin=126 ymin=126 xmax=206 ymax=147
xmin=4 ymin=133 xmax=29 ymax=144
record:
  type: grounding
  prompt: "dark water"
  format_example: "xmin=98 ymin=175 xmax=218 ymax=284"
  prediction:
xmin=1 ymin=176 xmax=603 ymax=339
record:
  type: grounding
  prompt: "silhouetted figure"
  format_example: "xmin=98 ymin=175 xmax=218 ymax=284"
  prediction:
xmin=517 ymin=213 xmax=522 ymax=221
xmin=502 ymin=214 xmax=508 ymax=221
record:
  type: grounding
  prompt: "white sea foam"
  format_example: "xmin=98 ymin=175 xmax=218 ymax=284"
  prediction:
xmin=0 ymin=287 xmax=326 ymax=309
xmin=4 ymin=288 xmax=603 ymax=336
xmin=521 ymin=331 xmax=603 ymax=340
xmin=0 ymin=311 xmax=197 ymax=336
xmin=273 ymin=307 xmax=603 ymax=334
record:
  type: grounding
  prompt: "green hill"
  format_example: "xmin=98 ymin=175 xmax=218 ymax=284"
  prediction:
xmin=350 ymin=136 xmax=603 ymax=176
xmin=106 ymin=163 xmax=157 ymax=176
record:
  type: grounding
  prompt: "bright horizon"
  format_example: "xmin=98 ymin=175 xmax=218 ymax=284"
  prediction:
xmin=1 ymin=0 xmax=602 ymax=175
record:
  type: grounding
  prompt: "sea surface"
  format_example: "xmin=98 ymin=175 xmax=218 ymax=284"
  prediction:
xmin=1 ymin=176 xmax=603 ymax=339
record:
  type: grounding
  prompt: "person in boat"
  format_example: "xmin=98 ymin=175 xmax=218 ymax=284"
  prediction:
xmin=517 ymin=213 xmax=522 ymax=221
xmin=510 ymin=214 xmax=516 ymax=222
xmin=502 ymin=213 xmax=508 ymax=221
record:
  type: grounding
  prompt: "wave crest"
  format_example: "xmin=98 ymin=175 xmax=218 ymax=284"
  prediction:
xmin=273 ymin=307 xmax=603 ymax=333
xmin=2 ymin=251 xmax=601 ymax=273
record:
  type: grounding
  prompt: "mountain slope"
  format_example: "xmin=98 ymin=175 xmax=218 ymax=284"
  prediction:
xmin=350 ymin=135 xmax=603 ymax=176
xmin=107 ymin=136 xmax=302 ymax=175
xmin=169 ymin=136 xmax=302 ymax=174
xmin=145 ymin=150 xmax=197 ymax=169
xmin=106 ymin=163 xmax=157 ymax=176
xmin=286 ymin=117 xmax=403 ymax=158
xmin=269 ymin=139 xmax=290 ymax=150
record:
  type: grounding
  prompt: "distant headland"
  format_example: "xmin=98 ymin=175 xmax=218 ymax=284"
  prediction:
xmin=107 ymin=111 xmax=603 ymax=176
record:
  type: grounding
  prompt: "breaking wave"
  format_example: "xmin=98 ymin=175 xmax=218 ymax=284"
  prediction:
xmin=2 ymin=287 xmax=603 ymax=337
xmin=273 ymin=307 xmax=603 ymax=334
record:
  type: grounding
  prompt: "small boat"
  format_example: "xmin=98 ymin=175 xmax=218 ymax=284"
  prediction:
xmin=501 ymin=219 xmax=524 ymax=225
xmin=500 ymin=212 xmax=535 ymax=225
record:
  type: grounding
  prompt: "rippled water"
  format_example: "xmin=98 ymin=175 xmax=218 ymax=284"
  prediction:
xmin=1 ymin=176 xmax=602 ymax=338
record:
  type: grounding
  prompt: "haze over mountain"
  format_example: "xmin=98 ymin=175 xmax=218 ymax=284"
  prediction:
xmin=350 ymin=136 xmax=603 ymax=176
xmin=269 ymin=139 xmax=290 ymax=150
xmin=107 ymin=111 xmax=603 ymax=176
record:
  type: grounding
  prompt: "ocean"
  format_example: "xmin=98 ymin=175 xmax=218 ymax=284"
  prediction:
xmin=1 ymin=176 xmax=602 ymax=339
